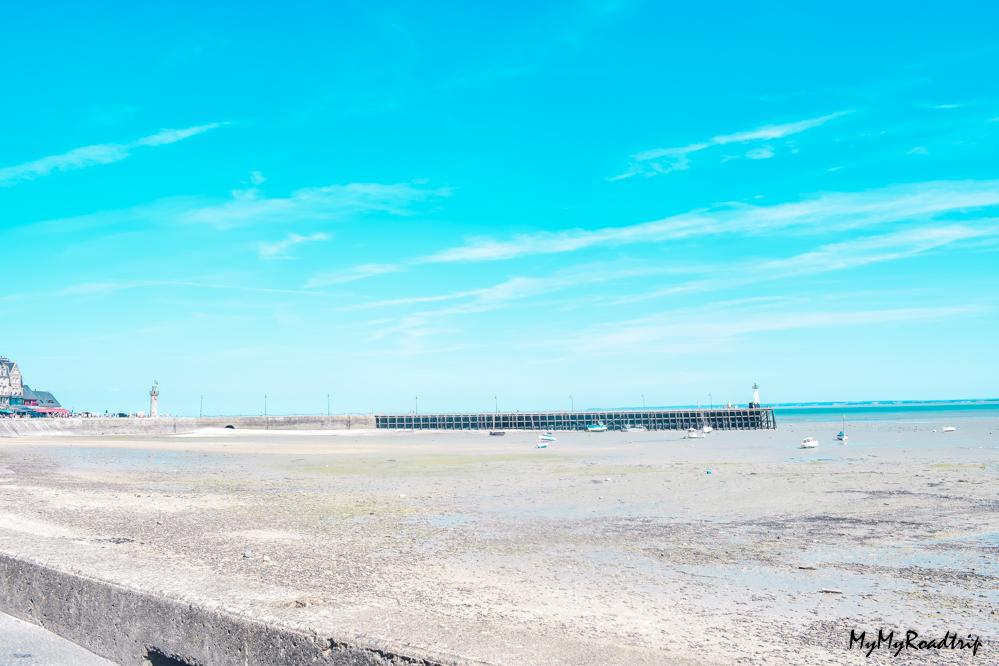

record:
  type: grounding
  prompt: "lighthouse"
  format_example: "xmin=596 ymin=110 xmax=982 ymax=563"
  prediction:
xmin=149 ymin=381 xmax=159 ymax=418
xmin=749 ymin=383 xmax=761 ymax=409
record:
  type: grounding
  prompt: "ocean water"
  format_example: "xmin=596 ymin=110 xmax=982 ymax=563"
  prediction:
xmin=772 ymin=400 xmax=999 ymax=423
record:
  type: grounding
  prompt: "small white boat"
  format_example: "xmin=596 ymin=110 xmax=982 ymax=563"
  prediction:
xmin=800 ymin=436 xmax=819 ymax=449
xmin=585 ymin=422 xmax=608 ymax=432
xmin=942 ymin=426 xmax=957 ymax=433
xmin=536 ymin=441 xmax=549 ymax=449
xmin=622 ymin=424 xmax=647 ymax=432
xmin=685 ymin=427 xmax=704 ymax=439
xmin=538 ymin=431 xmax=557 ymax=442
xmin=701 ymin=425 xmax=713 ymax=435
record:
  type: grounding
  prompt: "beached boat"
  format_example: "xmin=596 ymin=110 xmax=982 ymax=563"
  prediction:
xmin=585 ymin=422 xmax=608 ymax=432
xmin=538 ymin=431 xmax=557 ymax=442
xmin=836 ymin=416 xmax=848 ymax=443
xmin=489 ymin=430 xmax=506 ymax=436
xmin=800 ymin=436 xmax=819 ymax=449
xmin=942 ymin=426 xmax=956 ymax=433
xmin=536 ymin=440 xmax=549 ymax=449
xmin=701 ymin=425 xmax=713 ymax=435
xmin=685 ymin=427 xmax=704 ymax=439
xmin=622 ymin=424 xmax=647 ymax=432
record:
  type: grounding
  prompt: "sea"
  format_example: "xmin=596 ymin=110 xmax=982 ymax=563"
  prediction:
xmin=771 ymin=399 xmax=999 ymax=423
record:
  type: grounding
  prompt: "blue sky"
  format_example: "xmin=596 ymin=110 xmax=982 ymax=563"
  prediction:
xmin=3 ymin=1 xmax=999 ymax=415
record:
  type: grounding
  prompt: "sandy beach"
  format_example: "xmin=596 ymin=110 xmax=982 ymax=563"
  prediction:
xmin=0 ymin=421 xmax=996 ymax=664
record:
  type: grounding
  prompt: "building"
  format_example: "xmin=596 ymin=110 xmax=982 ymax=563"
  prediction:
xmin=0 ymin=356 xmax=67 ymax=416
xmin=0 ymin=357 xmax=24 ymax=405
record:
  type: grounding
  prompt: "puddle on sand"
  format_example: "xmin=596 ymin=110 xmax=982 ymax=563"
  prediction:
xmin=424 ymin=513 xmax=475 ymax=528
xmin=33 ymin=446 xmax=243 ymax=474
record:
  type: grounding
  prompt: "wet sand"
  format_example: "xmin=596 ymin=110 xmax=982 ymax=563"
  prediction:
xmin=0 ymin=421 xmax=996 ymax=664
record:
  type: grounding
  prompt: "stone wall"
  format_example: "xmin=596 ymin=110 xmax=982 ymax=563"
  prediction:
xmin=0 ymin=414 xmax=376 ymax=438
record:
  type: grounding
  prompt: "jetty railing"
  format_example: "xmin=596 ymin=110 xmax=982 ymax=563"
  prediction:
xmin=375 ymin=408 xmax=776 ymax=431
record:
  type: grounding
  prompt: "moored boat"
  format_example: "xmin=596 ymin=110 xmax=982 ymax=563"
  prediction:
xmin=800 ymin=436 xmax=819 ymax=449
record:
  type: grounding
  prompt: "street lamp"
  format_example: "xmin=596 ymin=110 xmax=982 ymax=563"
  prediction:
xmin=494 ymin=394 xmax=498 ymax=413
xmin=199 ymin=394 xmax=203 ymax=418
xmin=327 ymin=393 xmax=331 ymax=417
xmin=415 ymin=395 xmax=419 ymax=415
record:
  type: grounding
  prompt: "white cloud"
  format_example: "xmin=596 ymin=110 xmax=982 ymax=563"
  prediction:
xmin=258 ymin=232 xmax=331 ymax=259
xmin=421 ymin=180 xmax=999 ymax=264
xmin=745 ymin=146 xmax=775 ymax=160
xmin=907 ymin=146 xmax=929 ymax=156
xmin=612 ymin=111 xmax=849 ymax=179
xmin=249 ymin=170 xmax=266 ymax=185
xmin=0 ymin=122 xmax=223 ymax=185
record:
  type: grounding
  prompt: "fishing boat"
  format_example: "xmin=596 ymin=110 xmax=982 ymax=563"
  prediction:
xmin=836 ymin=416 xmax=848 ymax=443
xmin=585 ymin=422 xmax=608 ymax=432
xmin=685 ymin=427 xmax=704 ymax=439
xmin=800 ymin=436 xmax=819 ymax=449
xmin=621 ymin=424 xmax=647 ymax=432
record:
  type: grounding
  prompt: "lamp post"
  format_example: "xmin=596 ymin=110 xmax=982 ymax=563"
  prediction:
xmin=264 ymin=394 xmax=269 ymax=430
xmin=199 ymin=394 xmax=203 ymax=419
xmin=327 ymin=393 xmax=331 ymax=417
xmin=494 ymin=394 xmax=498 ymax=413
xmin=415 ymin=395 xmax=419 ymax=415
xmin=642 ymin=393 xmax=646 ymax=410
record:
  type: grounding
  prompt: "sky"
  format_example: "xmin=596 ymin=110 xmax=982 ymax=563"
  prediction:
xmin=3 ymin=1 xmax=999 ymax=415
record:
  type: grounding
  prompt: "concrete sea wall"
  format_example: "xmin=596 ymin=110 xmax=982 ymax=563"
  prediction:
xmin=0 ymin=415 xmax=376 ymax=438
xmin=0 ymin=553 xmax=442 ymax=665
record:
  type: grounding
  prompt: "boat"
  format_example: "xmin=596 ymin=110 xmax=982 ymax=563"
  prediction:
xmin=836 ymin=415 xmax=848 ymax=443
xmin=621 ymin=424 xmax=647 ymax=432
xmin=942 ymin=426 xmax=956 ymax=433
xmin=701 ymin=425 xmax=713 ymax=435
xmin=536 ymin=440 xmax=549 ymax=449
xmin=538 ymin=431 xmax=557 ymax=442
xmin=685 ymin=427 xmax=704 ymax=439
xmin=489 ymin=430 xmax=506 ymax=436
xmin=585 ymin=422 xmax=608 ymax=432
xmin=800 ymin=436 xmax=819 ymax=449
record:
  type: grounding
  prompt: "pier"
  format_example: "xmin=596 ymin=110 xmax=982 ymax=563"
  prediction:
xmin=376 ymin=407 xmax=776 ymax=431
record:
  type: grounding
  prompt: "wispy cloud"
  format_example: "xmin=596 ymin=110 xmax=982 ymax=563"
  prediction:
xmin=611 ymin=111 xmax=850 ymax=180
xmin=258 ymin=232 xmax=331 ymax=260
xmin=179 ymin=182 xmax=450 ymax=229
xmin=306 ymin=263 xmax=403 ymax=288
xmin=612 ymin=223 xmax=999 ymax=305
xmin=351 ymin=265 xmax=706 ymax=315
xmin=350 ymin=223 xmax=995 ymax=322
xmin=21 ymin=181 xmax=449 ymax=234
xmin=421 ymin=180 xmax=999 ymax=263
xmin=0 ymin=123 xmax=223 ymax=185
xmin=61 ymin=280 xmax=325 ymax=298
xmin=566 ymin=303 xmax=985 ymax=356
